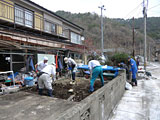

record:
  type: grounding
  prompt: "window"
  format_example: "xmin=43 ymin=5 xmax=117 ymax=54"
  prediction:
xmin=25 ymin=10 xmax=33 ymax=27
xmin=71 ymin=32 xmax=81 ymax=44
xmin=44 ymin=21 xmax=50 ymax=33
xmin=15 ymin=6 xmax=24 ymax=25
xmin=44 ymin=21 xmax=56 ymax=33
xmin=15 ymin=6 xmax=33 ymax=28
xmin=51 ymin=24 xmax=56 ymax=33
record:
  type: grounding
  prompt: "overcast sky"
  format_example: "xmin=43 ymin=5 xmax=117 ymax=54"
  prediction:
xmin=31 ymin=0 xmax=160 ymax=19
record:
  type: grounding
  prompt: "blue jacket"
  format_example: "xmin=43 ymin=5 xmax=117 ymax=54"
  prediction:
xmin=129 ymin=58 xmax=137 ymax=79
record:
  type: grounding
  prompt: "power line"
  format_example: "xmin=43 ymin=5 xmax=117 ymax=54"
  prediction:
xmin=148 ymin=11 xmax=160 ymax=14
xmin=148 ymin=3 xmax=160 ymax=10
xmin=125 ymin=5 xmax=143 ymax=20
xmin=124 ymin=1 xmax=143 ymax=19
xmin=134 ymin=4 xmax=144 ymax=18
xmin=135 ymin=9 xmax=143 ymax=18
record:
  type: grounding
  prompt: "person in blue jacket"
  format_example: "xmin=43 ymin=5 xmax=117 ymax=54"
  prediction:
xmin=128 ymin=56 xmax=138 ymax=86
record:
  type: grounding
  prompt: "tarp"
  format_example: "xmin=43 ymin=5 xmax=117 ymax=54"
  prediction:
xmin=77 ymin=65 xmax=119 ymax=77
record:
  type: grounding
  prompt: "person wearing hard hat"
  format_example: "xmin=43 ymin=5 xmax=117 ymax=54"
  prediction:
xmin=64 ymin=57 xmax=77 ymax=84
xmin=35 ymin=56 xmax=48 ymax=72
xmin=35 ymin=56 xmax=48 ymax=89
xmin=38 ymin=62 xmax=56 ymax=97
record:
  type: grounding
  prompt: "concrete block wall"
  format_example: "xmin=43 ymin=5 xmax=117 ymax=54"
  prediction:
xmin=56 ymin=71 xmax=126 ymax=120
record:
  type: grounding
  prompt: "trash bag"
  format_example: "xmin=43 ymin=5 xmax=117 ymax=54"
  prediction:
xmin=125 ymin=82 xmax=132 ymax=90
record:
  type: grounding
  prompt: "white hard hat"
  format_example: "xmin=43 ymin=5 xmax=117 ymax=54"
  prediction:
xmin=64 ymin=57 xmax=68 ymax=63
xmin=44 ymin=56 xmax=48 ymax=61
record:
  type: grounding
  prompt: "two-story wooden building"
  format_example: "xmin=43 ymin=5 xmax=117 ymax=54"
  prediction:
xmin=0 ymin=0 xmax=85 ymax=72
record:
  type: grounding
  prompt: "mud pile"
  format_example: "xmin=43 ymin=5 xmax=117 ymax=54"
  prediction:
xmin=22 ymin=78 xmax=111 ymax=102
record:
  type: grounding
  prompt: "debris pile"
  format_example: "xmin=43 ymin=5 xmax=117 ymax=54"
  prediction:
xmin=23 ymin=78 xmax=111 ymax=102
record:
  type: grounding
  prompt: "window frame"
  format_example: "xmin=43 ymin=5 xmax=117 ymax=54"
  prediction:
xmin=44 ymin=20 xmax=50 ymax=33
xmin=44 ymin=20 xmax=56 ymax=34
xmin=24 ymin=9 xmax=33 ymax=28
xmin=14 ymin=5 xmax=24 ymax=25
xmin=14 ymin=5 xmax=33 ymax=28
xmin=71 ymin=32 xmax=82 ymax=44
xmin=51 ymin=23 xmax=56 ymax=33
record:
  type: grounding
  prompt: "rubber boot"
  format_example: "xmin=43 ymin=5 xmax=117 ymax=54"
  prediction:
xmin=37 ymin=84 xmax=39 ymax=90
xmin=48 ymin=89 xmax=53 ymax=97
xmin=38 ymin=89 xmax=43 ymax=95
xmin=101 ymin=79 xmax=104 ymax=86
xmin=72 ymin=72 xmax=75 ymax=81
xmin=89 ymin=85 xmax=94 ymax=92
xmin=135 ymin=80 xmax=137 ymax=86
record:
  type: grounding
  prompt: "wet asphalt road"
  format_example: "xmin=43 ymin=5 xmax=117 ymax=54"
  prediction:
xmin=109 ymin=62 xmax=160 ymax=120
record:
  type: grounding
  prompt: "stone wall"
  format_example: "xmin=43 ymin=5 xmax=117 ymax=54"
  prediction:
xmin=54 ymin=70 xmax=126 ymax=120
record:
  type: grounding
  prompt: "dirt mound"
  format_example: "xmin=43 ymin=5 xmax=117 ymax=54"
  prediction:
xmin=22 ymin=78 xmax=111 ymax=102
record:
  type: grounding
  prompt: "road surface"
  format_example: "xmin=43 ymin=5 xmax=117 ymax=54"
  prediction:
xmin=109 ymin=62 xmax=160 ymax=120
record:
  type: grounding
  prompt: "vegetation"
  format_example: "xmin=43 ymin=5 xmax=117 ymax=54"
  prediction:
xmin=55 ymin=11 xmax=157 ymax=57
xmin=111 ymin=53 xmax=129 ymax=65
xmin=113 ymin=17 xmax=160 ymax=40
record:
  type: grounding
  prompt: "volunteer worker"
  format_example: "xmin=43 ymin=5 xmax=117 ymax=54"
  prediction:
xmin=88 ymin=58 xmax=104 ymax=92
xmin=38 ymin=63 xmax=56 ymax=97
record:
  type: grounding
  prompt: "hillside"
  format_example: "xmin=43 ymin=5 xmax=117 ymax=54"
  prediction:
xmin=56 ymin=11 xmax=156 ymax=55
xmin=113 ymin=17 xmax=160 ymax=40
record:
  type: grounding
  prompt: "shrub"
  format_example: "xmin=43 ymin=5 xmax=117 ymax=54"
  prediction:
xmin=111 ymin=53 xmax=129 ymax=65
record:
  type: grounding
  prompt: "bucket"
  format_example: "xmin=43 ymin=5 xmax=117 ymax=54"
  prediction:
xmin=24 ymin=77 xmax=34 ymax=86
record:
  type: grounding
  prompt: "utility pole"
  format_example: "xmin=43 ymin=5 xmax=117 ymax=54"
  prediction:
xmin=98 ymin=5 xmax=106 ymax=56
xmin=149 ymin=44 xmax=151 ymax=62
xmin=143 ymin=0 xmax=147 ymax=71
xmin=140 ymin=41 xmax=142 ymax=56
xmin=132 ymin=17 xmax=135 ymax=57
